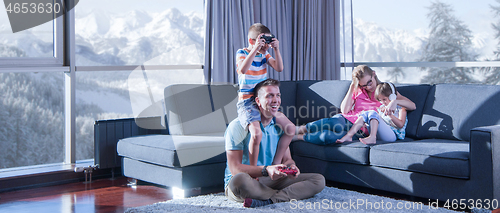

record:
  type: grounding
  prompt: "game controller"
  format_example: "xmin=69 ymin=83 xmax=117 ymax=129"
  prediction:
xmin=261 ymin=34 xmax=275 ymax=44
xmin=279 ymin=167 xmax=297 ymax=176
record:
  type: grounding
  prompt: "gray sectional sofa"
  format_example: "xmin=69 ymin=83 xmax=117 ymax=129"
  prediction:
xmin=99 ymin=80 xmax=499 ymax=202
xmin=281 ymin=80 xmax=499 ymax=203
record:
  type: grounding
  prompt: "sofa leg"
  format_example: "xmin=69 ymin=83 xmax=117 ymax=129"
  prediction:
xmin=127 ymin=178 xmax=137 ymax=187
xmin=172 ymin=187 xmax=190 ymax=199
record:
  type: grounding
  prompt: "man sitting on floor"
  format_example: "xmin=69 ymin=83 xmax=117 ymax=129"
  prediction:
xmin=224 ymin=78 xmax=325 ymax=208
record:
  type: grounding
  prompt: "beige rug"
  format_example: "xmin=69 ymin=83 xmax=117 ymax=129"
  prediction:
xmin=125 ymin=186 xmax=485 ymax=212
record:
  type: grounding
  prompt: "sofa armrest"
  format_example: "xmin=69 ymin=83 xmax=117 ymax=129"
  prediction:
xmin=470 ymin=125 xmax=500 ymax=200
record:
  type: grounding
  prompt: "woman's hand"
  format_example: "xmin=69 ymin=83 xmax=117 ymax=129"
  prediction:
xmin=384 ymin=100 xmax=398 ymax=115
xmin=341 ymin=79 xmax=358 ymax=114
xmin=350 ymin=78 xmax=359 ymax=90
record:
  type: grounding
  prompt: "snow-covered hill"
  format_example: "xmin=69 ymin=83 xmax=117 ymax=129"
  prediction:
xmin=350 ymin=18 xmax=494 ymax=63
xmin=75 ymin=8 xmax=204 ymax=66
xmin=352 ymin=19 xmax=427 ymax=62
xmin=348 ymin=18 xmax=495 ymax=83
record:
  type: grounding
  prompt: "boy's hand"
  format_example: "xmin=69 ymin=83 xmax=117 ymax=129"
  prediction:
xmin=254 ymin=33 xmax=266 ymax=50
xmin=270 ymin=37 xmax=279 ymax=50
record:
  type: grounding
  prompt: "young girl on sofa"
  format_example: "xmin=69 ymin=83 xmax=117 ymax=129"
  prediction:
xmin=335 ymin=82 xmax=408 ymax=144
xmin=296 ymin=65 xmax=415 ymax=145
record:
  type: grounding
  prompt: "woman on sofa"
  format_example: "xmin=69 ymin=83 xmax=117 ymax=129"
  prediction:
xmin=296 ymin=65 xmax=416 ymax=145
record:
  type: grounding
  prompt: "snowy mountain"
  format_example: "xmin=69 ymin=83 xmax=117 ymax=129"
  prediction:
xmin=352 ymin=19 xmax=427 ymax=62
xmin=75 ymin=8 xmax=204 ymax=66
xmin=350 ymin=18 xmax=494 ymax=63
xmin=73 ymin=8 xmax=205 ymax=117
xmin=347 ymin=18 xmax=495 ymax=83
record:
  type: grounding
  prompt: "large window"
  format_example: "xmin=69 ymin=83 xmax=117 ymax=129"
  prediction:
xmin=74 ymin=0 xmax=205 ymax=160
xmin=0 ymin=1 xmax=65 ymax=169
xmin=342 ymin=0 xmax=500 ymax=85
xmin=0 ymin=0 xmax=205 ymax=168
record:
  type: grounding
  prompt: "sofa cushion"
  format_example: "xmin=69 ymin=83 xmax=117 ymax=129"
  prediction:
xmin=416 ymin=84 xmax=500 ymax=141
xmin=210 ymin=84 xmax=239 ymax=123
xmin=369 ymin=139 xmax=469 ymax=179
xmin=164 ymin=84 xmax=237 ymax=136
xmin=291 ymin=140 xmax=371 ymax=165
xmin=395 ymin=84 xmax=431 ymax=139
xmin=117 ymin=135 xmax=226 ymax=167
xmin=279 ymin=81 xmax=298 ymax=123
xmin=294 ymin=80 xmax=351 ymax=125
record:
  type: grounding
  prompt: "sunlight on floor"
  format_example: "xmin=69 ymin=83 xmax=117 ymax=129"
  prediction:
xmin=173 ymin=187 xmax=185 ymax=199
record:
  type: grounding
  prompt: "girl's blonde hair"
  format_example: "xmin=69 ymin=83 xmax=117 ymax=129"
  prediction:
xmin=375 ymin=82 xmax=397 ymax=101
xmin=352 ymin=65 xmax=382 ymax=91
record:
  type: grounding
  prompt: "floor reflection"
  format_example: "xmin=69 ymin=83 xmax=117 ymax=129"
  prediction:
xmin=0 ymin=177 xmax=173 ymax=213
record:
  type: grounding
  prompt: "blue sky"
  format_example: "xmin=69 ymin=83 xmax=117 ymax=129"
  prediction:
xmin=77 ymin=0 xmax=204 ymax=15
xmin=1 ymin=0 xmax=204 ymax=23
xmin=353 ymin=0 xmax=497 ymax=34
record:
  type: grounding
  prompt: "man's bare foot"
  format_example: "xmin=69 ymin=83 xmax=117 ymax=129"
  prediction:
xmin=336 ymin=135 xmax=352 ymax=143
xmin=360 ymin=136 xmax=376 ymax=145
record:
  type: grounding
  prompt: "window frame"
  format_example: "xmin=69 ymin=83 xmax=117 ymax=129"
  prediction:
xmin=0 ymin=8 xmax=64 ymax=70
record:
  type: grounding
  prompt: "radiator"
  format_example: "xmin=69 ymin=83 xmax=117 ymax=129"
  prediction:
xmin=94 ymin=116 xmax=168 ymax=169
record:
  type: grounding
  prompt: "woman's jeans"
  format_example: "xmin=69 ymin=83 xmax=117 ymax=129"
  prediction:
xmin=303 ymin=114 xmax=364 ymax=145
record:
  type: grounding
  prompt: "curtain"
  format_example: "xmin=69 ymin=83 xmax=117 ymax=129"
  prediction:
xmin=204 ymin=0 xmax=339 ymax=84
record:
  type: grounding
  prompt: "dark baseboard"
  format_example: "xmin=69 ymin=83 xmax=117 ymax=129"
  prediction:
xmin=0 ymin=166 xmax=122 ymax=193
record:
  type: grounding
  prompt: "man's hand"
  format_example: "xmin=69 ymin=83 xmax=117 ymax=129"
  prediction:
xmin=287 ymin=164 xmax=301 ymax=179
xmin=266 ymin=164 xmax=287 ymax=180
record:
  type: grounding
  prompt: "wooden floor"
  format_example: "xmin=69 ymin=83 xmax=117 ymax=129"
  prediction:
xmin=0 ymin=177 xmax=188 ymax=213
xmin=1 ymin=176 xmax=499 ymax=213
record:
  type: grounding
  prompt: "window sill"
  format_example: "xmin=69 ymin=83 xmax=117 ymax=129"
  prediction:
xmin=0 ymin=160 xmax=93 ymax=179
xmin=0 ymin=159 xmax=121 ymax=193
